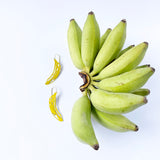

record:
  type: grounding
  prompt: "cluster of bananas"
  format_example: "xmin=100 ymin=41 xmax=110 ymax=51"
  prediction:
xmin=67 ymin=11 xmax=155 ymax=150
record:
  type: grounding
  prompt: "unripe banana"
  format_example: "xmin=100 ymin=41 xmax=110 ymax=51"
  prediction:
xmin=90 ymin=20 xmax=126 ymax=76
xmin=89 ymin=86 xmax=147 ymax=114
xmin=104 ymin=45 xmax=134 ymax=66
xmin=116 ymin=44 xmax=135 ymax=58
xmin=92 ymin=107 xmax=138 ymax=132
xmin=99 ymin=28 xmax=112 ymax=49
xmin=71 ymin=95 xmax=99 ymax=150
xmin=136 ymin=64 xmax=150 ymax=69
xmin=93 ymin=42 xmax=148 ymax=80
xmin=132 ymin=88 xmax=150 ymax=96
xmin=67 ymin=19 xmax=84 ymax=70
xmin=92 ymin=66 xmax=155 ymax=93
xmin=81 ymin=11 xmax=100 ymax=72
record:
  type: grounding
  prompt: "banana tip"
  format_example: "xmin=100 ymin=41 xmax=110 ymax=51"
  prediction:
xmin=135 ymin=125 xmax=139 ymax=131
xmin=70 ymin=18 xmax=75 ymax=22
xmin=146 ymin=64 xmax=150 ymax=67
xmin=143 ymin=97 xmax=148 ymax=104
xmin=151 ymin=67 xmax=155 ymax=72
xmin=144 ymin=41 xmax=149 ymax=46
xmin=45 ymin=82 xmax=49 ymax=85
xmin=92 ymin=144 xmax=99 ymax=150
xmin=121 ymin=19 xmax=126 ymax=23
xmin=88 ymin=11 xmax=94 ymax=15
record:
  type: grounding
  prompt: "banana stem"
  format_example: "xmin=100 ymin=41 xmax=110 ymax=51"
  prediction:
xmin=92 ymin=75 xmax=99 ymax=80
xmin=82 ymin=90 xmax=87 ymax=96
xmin=83 ymin=66 xmax=90 ymax=74
xmin=79 ymin=71 xmax=91 ymax=92
xmin=91 ymin=81 xmax=98 ymax=86
xmin=87 ymin=89 xmax=91 ymax=97
xmin=88 ymin=84 xmax=95 ymax=91
xmin=90 ymin=70 xmax=96 ymax=77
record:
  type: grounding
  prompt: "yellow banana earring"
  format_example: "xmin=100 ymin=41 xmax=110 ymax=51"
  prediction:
xmin=45 ymin=55 xmax=61 ymax=85
xmin=49 ymin=87 xmax=63 ymax=121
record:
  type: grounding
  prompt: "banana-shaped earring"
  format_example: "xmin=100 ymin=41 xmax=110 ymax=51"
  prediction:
xmin=45 ymin=55 xmax=61 ymax=85
xmin=49 ymin=87 xmax=63 ymax=122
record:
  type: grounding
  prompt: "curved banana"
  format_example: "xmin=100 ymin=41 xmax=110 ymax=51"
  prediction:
xmin=90 ymin=19 xmax=126 ymax=76
xmin=45 ymin=55 xmax=61 ymax=85
xmin=49 ymin=88 xmax=63 ymax=121
xmin=93 ymin=42 xmax=148 ymax=80
xmin=132 ymin=88 xmax=150 ymax=96
xmin=99 ymin=28 xmax=112 ymax=49
xmin=92 ymin=107 xmax=138 ymax=132
xmin=136 ymin=64 xmax=150 ymax=69
xmin=92 ymin=66 xmax=155 ymax=93
xmin=89 ymin=86 xmax=147 ymax=114
xmin=67 ymin=19 xmax=84 ymax=70
xmin=71 ymin=95 xmax=99 ymax=150
xmin=116 ymin=44 xmax=135 ymax=58
xmin=81 ymin=11 xmax=100 ymax=73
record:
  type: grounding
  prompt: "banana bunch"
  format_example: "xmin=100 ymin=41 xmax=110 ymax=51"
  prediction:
xmin=67 ymin=11 xmax=155 ymax=150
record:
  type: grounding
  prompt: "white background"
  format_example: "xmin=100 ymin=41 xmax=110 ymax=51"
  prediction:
xmin=0 ymin=0 xmax=160 ymax=159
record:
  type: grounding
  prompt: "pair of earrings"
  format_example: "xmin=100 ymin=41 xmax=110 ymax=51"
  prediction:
xmin=45 ymin=55 xmax=63 ymax=121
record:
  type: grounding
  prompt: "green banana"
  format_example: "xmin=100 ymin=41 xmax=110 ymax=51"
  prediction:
xmin=92 ymin=107 xmax=138 ymax=132
xmin=89 ymin=86 xmax=147 ymax=114
xmin=92 ymin=66 xmax=155 ymax=93
xmin=116 ymin=44 xmax=135 ymax=58
xmin=102 ymin=45 xmax=134 ymax=66
xmin=93 ymin=42 xmax=148 ymax=80
xmin=136 ymin=64 xmax=150 ymax=69
xmin=90 ymin=20 xmax=126 ymax=76
xmin=67 ymin=19 xmax=84 ymax=70
xmin=132 ymin=88 xmax=150 ymax=96
xmin=99 ymin=28 xmax=112 ymax=49
xmin=81 ymin=11 xmax=100 ymax=73
xmin=71 ymin=95 xmax=99 ymax=150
